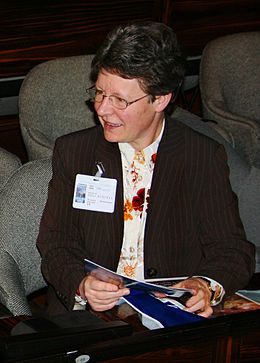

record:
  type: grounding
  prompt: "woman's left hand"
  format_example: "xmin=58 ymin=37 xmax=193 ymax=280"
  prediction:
xmin=174 ymin=277 xmax=213 ymax=317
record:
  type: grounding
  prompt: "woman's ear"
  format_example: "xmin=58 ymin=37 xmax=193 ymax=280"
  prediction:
xmin=154 ymin=93 xmax=172 ymax=112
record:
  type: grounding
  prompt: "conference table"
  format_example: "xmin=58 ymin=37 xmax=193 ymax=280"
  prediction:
xmin=0 ymin=275 xmax=259 ymax=363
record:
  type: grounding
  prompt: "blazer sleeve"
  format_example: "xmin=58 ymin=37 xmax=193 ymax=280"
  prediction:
xmin=194 ymin=143 xmax=255 ymax=293
xmin=37 ymin=136 xmax=90 ymax=310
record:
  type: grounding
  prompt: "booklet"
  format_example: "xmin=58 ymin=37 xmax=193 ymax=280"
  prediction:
xmin=84 ymin=259 xmax=192 ymax=300
xmin=84 ymin=259 xmax=203 ymax=330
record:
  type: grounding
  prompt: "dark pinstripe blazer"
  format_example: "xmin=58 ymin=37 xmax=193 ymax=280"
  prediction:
xmin=37 ymin=116 xmax=255 ymax=314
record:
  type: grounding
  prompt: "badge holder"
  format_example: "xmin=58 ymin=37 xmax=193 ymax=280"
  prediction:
xmin=73 ymin=162 xmax=117 ymax=213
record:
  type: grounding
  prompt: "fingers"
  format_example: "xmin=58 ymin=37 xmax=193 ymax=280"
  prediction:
xmin=185 ymin=294 xmax=213 ymax=317
xmin=80 ymin=274 xmax=130 ymax=311
xmin=197 ymin=306 xmax=213 ymax=318
xmin=173 ymin=278 xmax=213 ymax=317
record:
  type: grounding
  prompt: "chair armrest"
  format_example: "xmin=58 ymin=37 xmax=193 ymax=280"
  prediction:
xmin=0 ymin=302 xmax=12 ymax=319
xmin=0 ymin=148 xmax=22 ymax=188
xmin=205 ymin=100 xmax=260 ymax=135
xmin=203 ymin=100 xmax=260 ymax=165
xmin=0 ymin=252 xmax=32 ymax=316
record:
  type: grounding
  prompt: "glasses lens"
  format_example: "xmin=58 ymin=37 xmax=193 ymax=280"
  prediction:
xmin=86 ymin=87 xmax=128 ymax=109
xmin=90 ymin=89 xmax=106 ymax=103
xmin=94 ymin=90 xmax=104 ymax=103
xmin=111 ymin=96 xmax=127 ymax=110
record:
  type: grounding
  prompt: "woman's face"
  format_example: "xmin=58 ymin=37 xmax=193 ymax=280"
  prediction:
xmin=94 ymin=70 xmax=169 ymax=151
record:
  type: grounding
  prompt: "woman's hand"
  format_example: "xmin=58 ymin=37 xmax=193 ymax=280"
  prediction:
xmin=174 ymin=277 xmax=213 ymax=317
xmin=154 ymin=277 xmax=213 ymax=317
xmin=78 ymin=274 xmax=130 ymax=312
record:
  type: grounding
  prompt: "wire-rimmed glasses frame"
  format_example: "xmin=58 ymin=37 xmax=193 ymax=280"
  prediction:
xmin=86 ymin=85 xmax=150 ymax=110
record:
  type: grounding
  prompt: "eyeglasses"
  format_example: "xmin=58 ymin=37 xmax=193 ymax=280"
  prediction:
xmin=86 ymin=86 xmax=150 ymax=110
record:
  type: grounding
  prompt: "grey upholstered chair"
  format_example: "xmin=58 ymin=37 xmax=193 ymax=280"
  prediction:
xmin=199 ymin=31 xmax=260 ymax=167
xmin=19 ymin=55 xmax=97 ymax=161
xmin=0 ymin=158 xmax=52 ymax=315
xmin=0 ymin=147 xmax=22 ymax=188
xmin=174 ymin=107 xmax=260 ymax=272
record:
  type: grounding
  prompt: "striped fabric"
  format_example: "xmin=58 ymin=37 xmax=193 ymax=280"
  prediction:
xmin=37 ymin=115 xmax=255 ymax=315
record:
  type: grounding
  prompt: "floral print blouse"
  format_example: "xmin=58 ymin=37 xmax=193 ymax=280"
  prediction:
xmin=117 ymin=124 xmax=164 ymax=280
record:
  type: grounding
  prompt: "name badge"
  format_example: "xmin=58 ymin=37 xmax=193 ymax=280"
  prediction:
xmin=73 ymin=174 xmax=117 ymax=213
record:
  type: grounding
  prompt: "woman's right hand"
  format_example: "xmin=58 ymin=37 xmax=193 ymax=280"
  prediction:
xmin=78 ymin=274 xmax=130 ymax=311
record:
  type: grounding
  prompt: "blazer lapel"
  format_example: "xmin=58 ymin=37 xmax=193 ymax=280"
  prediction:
xmin=94 ymin=137 xmax=124 ymax=266
xmin=144 ymin=118 xmax=186 ymax=253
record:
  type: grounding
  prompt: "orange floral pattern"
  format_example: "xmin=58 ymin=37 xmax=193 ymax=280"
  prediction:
xmin=123 ymin=153 xmax=156 ymax=222
xmin=124 ymin=199 xmax=133 ymax=221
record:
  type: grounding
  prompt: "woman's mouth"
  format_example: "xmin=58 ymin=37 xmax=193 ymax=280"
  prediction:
xmin=104 ymin=121 xmax=122 ymax=129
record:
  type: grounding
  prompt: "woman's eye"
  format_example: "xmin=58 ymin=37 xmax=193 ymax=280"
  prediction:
xmin=115 ymin=96 xmax=125 ymax=103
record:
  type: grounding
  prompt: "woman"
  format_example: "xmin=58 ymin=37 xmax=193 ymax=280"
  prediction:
xmin=37 ymin=21 xmax=255 ymax=317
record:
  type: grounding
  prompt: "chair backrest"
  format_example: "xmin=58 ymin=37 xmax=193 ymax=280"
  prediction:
xmin=238 ymin=166 xmax=260 ymax=273
xmin=19 ymin=55 xmax=97 ymax=161
xmin=0 ymin=147 xmax=22 ymax=189
xmin=174 ymin=107 xmax=260 ymax=272
xmin=199 ymin=31 xmax=260 ymax=165
xmin=0 ymin=159 xmax=52 ymax=315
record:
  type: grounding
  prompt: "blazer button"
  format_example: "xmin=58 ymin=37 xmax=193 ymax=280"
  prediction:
xmin=147 ymin=267 xmax=158 ymax=278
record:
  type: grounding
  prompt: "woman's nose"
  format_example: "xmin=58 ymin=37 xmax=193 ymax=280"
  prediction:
xmin=95 ymin=95 xmax=113 ymax=115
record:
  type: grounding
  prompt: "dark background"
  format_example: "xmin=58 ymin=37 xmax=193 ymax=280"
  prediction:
xmin=1 ymin=0 xmax=260 ymax=162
